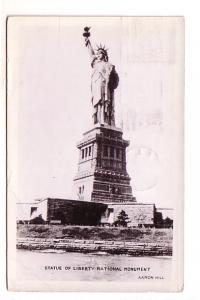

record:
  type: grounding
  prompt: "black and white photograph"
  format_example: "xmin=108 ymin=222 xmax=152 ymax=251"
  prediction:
xmin=6 ymin=16 xmax=184 ymax=292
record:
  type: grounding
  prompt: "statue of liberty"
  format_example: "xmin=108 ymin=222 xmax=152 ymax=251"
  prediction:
xmin=83 ymin=27 xmax=119 ymax=126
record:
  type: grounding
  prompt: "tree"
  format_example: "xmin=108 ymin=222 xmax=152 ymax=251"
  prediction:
xmin=163 ymin=217 xmax=173 ymax=228
xmin=30 ymin=214 xmax=45 ymax=224
xmin=114 ymin=210 xmax=130 ymax=227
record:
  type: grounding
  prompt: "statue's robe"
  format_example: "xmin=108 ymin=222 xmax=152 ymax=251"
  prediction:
xmin=91 ymin=57 xmax=119 ymax=125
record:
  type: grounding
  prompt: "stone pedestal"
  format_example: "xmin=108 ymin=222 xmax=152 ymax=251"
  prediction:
xmin=74 ymin=125 xmax=136 ymax=203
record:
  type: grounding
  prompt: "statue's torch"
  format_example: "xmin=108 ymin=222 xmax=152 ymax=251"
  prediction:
xmin=83 ymin=26 xmax=91 ymax=46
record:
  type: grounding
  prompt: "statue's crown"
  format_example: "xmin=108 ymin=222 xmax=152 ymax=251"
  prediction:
xmin=95 ymin=44 xmax=108 ymax=54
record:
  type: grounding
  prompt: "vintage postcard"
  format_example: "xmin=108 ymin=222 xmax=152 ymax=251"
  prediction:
xmin=7 ymin=16 xmax=184 ymax=292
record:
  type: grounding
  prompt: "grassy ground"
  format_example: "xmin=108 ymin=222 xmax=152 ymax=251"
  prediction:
xmin=17 ymin=224 xmax=173 ymax=243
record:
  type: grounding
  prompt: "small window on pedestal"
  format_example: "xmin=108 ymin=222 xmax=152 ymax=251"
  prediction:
xmin=116 ymin=148 xmax=120 ymax=159
xmin=89 ymin=146 xmax=92 ymax=156
xmin=103 ymin=146 xmax=108 ymax=157
xmin=110 ymin=146 xmax=114 ymax=158
xmin=82 ymin=149 xmax=84 ymax=159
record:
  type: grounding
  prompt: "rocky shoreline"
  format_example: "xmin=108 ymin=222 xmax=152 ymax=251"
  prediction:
xmin=17 ymin=238 xmax=172 ymax=256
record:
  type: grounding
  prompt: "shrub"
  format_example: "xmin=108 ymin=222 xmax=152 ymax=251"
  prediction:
xmin=30 ymin=214 xmax=45 ymax=224
xmin=28 ymin=225 xmax=49 ymax=233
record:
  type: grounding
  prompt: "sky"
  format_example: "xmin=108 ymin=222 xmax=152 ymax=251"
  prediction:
xmin=7 ymin=16 xmax=184 ymax=208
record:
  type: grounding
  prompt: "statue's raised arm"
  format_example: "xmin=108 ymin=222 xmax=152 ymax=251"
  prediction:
xmin=83 ymin=27 xmax=119 ymax=126
xmin=85 ymin=38 xmax=95 ymax=57
xmin=83 ymin=27 xmax=95 ymax=57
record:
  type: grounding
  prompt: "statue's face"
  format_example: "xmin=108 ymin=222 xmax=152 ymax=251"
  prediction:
xmin=97 ymin=50 xmax=105 ymax=61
